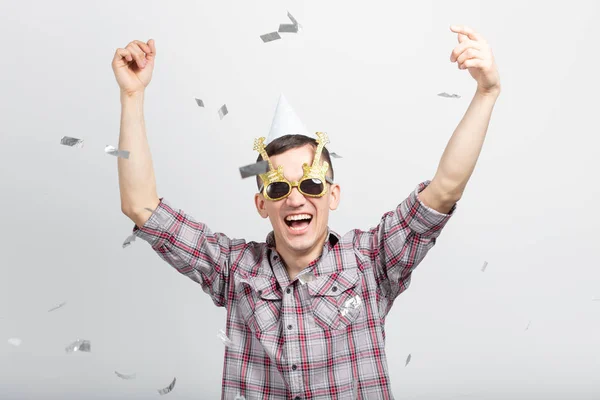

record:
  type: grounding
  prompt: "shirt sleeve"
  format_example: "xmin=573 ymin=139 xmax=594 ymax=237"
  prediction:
xmin=369 ymin=180 xmax=457 ymax=305
xmin=132 ymin=198 xmax=245 ymax=308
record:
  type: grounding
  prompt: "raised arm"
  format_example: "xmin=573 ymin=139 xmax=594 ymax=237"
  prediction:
xmin=111 ymin=39 xmax=160 ymax=226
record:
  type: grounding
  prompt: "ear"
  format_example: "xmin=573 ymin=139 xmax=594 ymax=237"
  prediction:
xmin=328 ymin=183 xmax=341 ymax=211
xmin=254 ymin=193 xmax=269 ymax=218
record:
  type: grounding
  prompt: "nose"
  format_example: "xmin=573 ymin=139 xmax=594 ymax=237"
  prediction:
xmin=286 ymin=185 xmax=305 ymax=207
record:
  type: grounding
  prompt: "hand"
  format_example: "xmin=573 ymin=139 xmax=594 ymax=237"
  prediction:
xmin=111 ymin=39 xmax=156 ymax=96
xmin=449 ymin=26 xmax=500 ymax=94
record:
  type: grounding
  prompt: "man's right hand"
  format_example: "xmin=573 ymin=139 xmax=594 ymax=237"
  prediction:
xmin=112 ymin=39 xmax=156 ymax=96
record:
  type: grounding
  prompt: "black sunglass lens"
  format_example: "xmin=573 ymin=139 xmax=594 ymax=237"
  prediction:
xmin=266 ymin=182 xmax=290 ymax=199
xmin=300 ymin=179 xmax=324 ymax=195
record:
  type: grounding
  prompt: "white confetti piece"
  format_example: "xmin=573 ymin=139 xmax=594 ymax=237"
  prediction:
xmin=60 ymin=136 xmax=84 ymax=148
xmin=195 ymin=98 xmax=204 ymax=107
xmin=65 ymin=339 xmax=91 ymax=353
xmin=8 ymin=338 xmax=22 ymax=347
xmin=405 ymin=353 xmax=411 ymax=366
xmin=481 ymin=261 xmax=488 ymax=272
xmin=105 ymin=145 xmax=130 ymax=159
xmin=115 ymin=371 xmax=137 ymax=380
xmin=297 ymin=270 xmax=315 ymax=285
xmin=329 ymin=152 xmax=342 ymax=159
xmin=217 ymin=329 xmax=234 ymax=347
xmin=122 ymin=233 xmax=136 ymax=249
xmin=260 ymin=32 xmax=281 ymax=43
xmin=158 ymin=377 xmax=176 ymax=395
xmin=525 ymin=320 xmax=531 ymax=331
xmin=48 ymin=302 xmax=66 ymax=312
xmin=340 ymin=295 xmax=362 ymax=318
xmin=592 ymin=296 xmax=600 ymax=301
xmin=218 ymin=104 xmax=229 ymax=120
xmin=438 ymin=92 xmax=461 ymax=99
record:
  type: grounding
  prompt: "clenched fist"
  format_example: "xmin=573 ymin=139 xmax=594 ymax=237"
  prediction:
xmin=112 ymin=39 xmax=156 ymax=96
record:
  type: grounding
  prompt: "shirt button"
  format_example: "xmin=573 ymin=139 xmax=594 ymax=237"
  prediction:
xmin=292 ymin=364 xmax=297 ymax=371
xmin=273 ymin=255 xmax=279 ymax=260
xmin=294 ymin=397 xmax=301 ymax=400
xmin=287 ymin=324 xmax=293 ymax=330
xmin=257 ymin=290 xmax=263 ymax=296
xmin=286 ymin=288 xmax=291 ymax=294
xmin=332 ymin=286 xmax=338 ymax=292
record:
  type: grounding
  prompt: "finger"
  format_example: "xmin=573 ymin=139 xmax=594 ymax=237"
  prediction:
xmin=133 ymin=40 xmax=152 ymax=57
xmin=147 ymin=39 xmax=156 ymax=58
xmin=456 ymin=48 xmax=481 ymax=66
xmin=450 ymin=40 xmax=482 ymax=62
xmin=125 ymin=42 xmax=147 ymax=69
xmin=450 ymin=25 xmax=484 ymax=42
xmin=460 ymin=58 xmax=485 ymax=70
xmin=114 ymin=48 xmax=133 ymax=65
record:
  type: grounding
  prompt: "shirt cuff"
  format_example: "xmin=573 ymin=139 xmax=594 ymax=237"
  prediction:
xmin=400 ymin=180 xmax=457 ymax=238
xmin=132 ymin=197 xmax=175 ymax=248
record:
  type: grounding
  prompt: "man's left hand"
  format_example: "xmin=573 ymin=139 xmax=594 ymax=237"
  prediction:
xmin=450 ymin=25 xmax=500 ymax=94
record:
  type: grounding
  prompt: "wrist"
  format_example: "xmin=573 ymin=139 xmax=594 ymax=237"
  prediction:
xmin=476 ymin=85 xmax=501 ymax=98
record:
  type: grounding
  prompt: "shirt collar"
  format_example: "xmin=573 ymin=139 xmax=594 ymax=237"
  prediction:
xmin=265 ymin=228 xmax=340 ymax=251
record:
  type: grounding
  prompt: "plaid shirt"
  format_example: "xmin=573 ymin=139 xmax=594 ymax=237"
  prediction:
xmin=133 ymin=180 xmax=457 ymax=399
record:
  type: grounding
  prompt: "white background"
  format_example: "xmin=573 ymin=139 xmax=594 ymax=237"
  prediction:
xmin=1 ymin=0 xmax=599 ymax=399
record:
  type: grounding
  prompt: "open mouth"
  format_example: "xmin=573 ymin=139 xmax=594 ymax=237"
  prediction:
xmin=284 ymin=214 xmax=313 ymax=231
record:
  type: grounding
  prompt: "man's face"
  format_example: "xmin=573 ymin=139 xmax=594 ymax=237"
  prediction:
xmin=254 ymin=144 xmax=340 ymax=256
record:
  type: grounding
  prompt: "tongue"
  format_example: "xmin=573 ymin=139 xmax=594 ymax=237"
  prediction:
xmin=290 ymin=220 xmax=310 ymax=229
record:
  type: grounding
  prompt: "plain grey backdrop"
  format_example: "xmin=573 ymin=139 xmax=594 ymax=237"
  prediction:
xmin=1 ymin=0 xmax=599 ymax=399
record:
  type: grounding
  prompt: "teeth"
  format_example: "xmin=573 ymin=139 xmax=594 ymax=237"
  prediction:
xmin=285 ymin=214 xmax=312 ymax=222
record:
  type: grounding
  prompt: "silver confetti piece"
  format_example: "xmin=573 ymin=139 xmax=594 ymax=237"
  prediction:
xmin=48 ymin=302 xmax=66 ymax=312
xmin=60 ymin=136 xmax=84 ymax=148
xmin=592 ymin=296 xmax=600 ymax=301
xmin=260 ymin=32 xmax=281 ymax=43
xmin=218 ymin=104 xmax=229 ymax=120
xmin=8 ymin=338 xmax=22 ymax=347
xmin=297 ymin=271 xmax=315 ymax=285
xmin=329 ymin=152 xmax=342 ymax=159
xmin=158 ymin=377 xmax=176 ymax=395
xmin=340 ymin=295 xmax=362 ymax=318
xmin=525 ymin=320 xmax=531 ymax=331
xmin=481 ymin=261 xmax=488 ymax=272
xmin=65 ymin=339 xmax=91 ymax=353
xmin=438 ymin=92 xmax=461 ymax=99
xmin=286 ymin=11 xmax=299 ymax=27
xmin=405 ymin=353 xmax=411 ymax=367
xmin=105 ymin=145 xmax=130 ymax=159
xmin=195 ymin=98 xmax=204 ymax=107
xmin=239 ymin=160 xmax=269 ymax=179
xmin=122 ymin=234 xmax=136 ymax=249
xmin=278 ymin=24 xmax=298 ymax=33
xmin=115 ymin=371 xmax=137 ymax=380
xmin=234 ymin=393 xmax=246 ymax=400
xmin=217 ymin=329 xmax=234 ymax=347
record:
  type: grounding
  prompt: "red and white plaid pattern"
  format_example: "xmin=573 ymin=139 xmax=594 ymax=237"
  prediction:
xmin=133 ymin=180 xmax=456 ymax=399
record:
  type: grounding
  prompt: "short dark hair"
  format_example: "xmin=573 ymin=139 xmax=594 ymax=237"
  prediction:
xmin=255 ymin=134 xmax=335 ymax=190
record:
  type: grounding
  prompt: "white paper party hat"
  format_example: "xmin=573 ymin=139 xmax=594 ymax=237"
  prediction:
xmin=265 ymin=94 xmax=342 ymax=158
xmin=266 ymin=94 xmax=312 ymax=144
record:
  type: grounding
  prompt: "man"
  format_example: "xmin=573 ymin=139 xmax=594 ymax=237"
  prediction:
xmin=112 ymin=25 xmax=500 ymax=399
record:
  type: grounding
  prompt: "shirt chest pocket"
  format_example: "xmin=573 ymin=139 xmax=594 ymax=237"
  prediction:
xmin=236 ymin=276 xmax=282 ymax=333
xmin=306 ymin=269 xmax=363 ymax=331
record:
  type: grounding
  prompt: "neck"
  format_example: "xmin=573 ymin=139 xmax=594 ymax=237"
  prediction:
xmin=275 ymin=231 xmax=329 ymax=280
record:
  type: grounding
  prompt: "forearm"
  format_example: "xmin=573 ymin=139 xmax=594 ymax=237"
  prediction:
xmin=433 ymin=87 xmax=500 ymax=199
xmin=118 ymin=91 xmax=160 ymax=216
